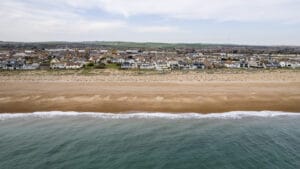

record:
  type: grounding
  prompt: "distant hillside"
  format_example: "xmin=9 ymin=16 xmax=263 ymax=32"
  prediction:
xmin=84 ymin=41 xmax=214 ymax=49
xmin=0 ymin=41 xmax=299 ymax=54
xmin=0 ymin=41 xmax=233 ymax=49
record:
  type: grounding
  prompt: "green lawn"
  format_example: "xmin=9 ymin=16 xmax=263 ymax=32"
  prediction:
xmin=105 ymin=63 xmax=120 ymax=69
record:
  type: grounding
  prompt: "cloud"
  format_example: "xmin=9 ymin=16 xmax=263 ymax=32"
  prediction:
xmin=0 ymin=0 xmax=183 ymax=41
xmin=135 ymin=26 xmax=180 ymax=33
xmin=55 ymin=0 xmax=300 ymax=23
xmin=0 ymin=0 xmax=126 ymax=41
xmin=0 ymin=0 xmax=299 ymax=45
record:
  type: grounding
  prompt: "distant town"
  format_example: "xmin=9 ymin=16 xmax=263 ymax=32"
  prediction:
xmin=0 ymin=42 xmax=300 ymax=71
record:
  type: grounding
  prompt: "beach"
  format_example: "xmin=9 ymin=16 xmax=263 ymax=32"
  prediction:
xmin=0 ymin=69 xmax=300 ymax=113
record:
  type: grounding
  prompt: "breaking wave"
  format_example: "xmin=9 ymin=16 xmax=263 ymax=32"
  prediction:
xmin=0 ymin=111 xmax=299 ymax=120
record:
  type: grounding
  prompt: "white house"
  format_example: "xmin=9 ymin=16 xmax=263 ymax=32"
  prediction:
xmin=140 ymin=63 xmax=155 ymax=70
xmin=66 ymin=62 xmax=83 ymax=69
xmin=23 ymin=63 xmax=40 ymax=70
xmin=155 ymin=62 xmax=169 ymax=71
xmin=279 ymin=61 xmax=286 ymax=67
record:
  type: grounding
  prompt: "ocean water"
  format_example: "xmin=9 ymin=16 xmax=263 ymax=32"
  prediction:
xmin=0 ymin=111 xmax=299 ymax=169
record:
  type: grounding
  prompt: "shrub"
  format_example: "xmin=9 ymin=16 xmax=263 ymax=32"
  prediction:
xmin=94 ymin=63 xmax=106 ymax=69
xmin=84 ymin=62 xmax=95 ymax=69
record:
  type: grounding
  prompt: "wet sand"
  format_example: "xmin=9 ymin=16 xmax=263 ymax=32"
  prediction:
xmin=0 ymin=70 xmax=300 ymax=113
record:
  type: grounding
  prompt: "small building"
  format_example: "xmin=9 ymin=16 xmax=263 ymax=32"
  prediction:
xmin=50 ymin=58 xmax=66 ymax=69
xmin=155 ymin=62 xmax=169 ymax=71
xmin=51 ymin=63 xmax=66 ymax=69
xmin=39 ymin=63 xmax=50 ymax=70
xmin=279 ymin=61 xmax=286 ymax=67
xmin=23 ymin=63 xmax=40 ymax=70
xmin=224 ymin=62 xmax=241 ymax=68
xmin=126 ymin=50 xmax=139 ymax=54
xmin=192 ymin=62 xmax=205 ymax=69
xmin=121 ymin=62 xmax=137 ymax=69
xmin=140 ymin=63 xmax=155 ymax=70
xmin=66 ymin=62 xmax=83 ymax=69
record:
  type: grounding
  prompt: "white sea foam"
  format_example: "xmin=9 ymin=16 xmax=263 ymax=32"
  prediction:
xmin=0 ymin=111 xmax=299 ymax=120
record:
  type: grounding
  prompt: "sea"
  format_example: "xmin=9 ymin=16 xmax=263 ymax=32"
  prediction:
xmin=0 ymin=111 xmax=299 ymax=169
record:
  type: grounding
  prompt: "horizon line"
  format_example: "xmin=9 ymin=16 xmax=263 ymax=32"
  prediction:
xmin=1 ymin=40 xmax=299 ymax=48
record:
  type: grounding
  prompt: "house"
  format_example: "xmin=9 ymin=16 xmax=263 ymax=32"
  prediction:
xmin=240 ymin=61 xmax=249 ymax=68
xmin=25 ymin=50 xmax=34 ymax=54
xmin=50 ymin=58 xmax=66 ymax=69
xmin=66 ymin=62 xmax=83 ymax=69
xmin=279 ymin=61 xmax=286 ymax=67
xmin=89 ymin=56 xmax=98 ymax=63
xmin=178 ymin=61 xmax=190 ymax=70
xmin=39 ymin=63 xmax=50 ymax=70
xmin=286 ymin=62 xmax=300 ymax=69
xmin=23 ymin=63 xmax=40 ymax=70
xmin=117 ymin=50 xmax=126 ymax=55
xmin=155 ymin=62 xmax=169 ymax=71
xmin=111 ymin=58 xmax=125 ymax=64
xmin=248 ymin=61 xmax=264 ymax=68
xmin=126 ymin=50 xmax=139 ymax=54
xmin=100 ymin=50 xmax=108 ymax=54
xmin=0 ymin=61 xmax=7 ymax=69
xmin=4 ymin=60 xmax=24 ymax=70
xmin=13 ymin=53 xmax=28 ymax=58
xmin=167 ymin=61 xmax=179 ymax=69
xmin=140 ymin=63 xmax=155 ymax=70
xmin=51 ymin=63 xmax=66 ymax=69
xmin=50 ymin=58 xmax=60 ymax=65
xmin=121 ymin=62 xmax=137 ymax=69
xmin=265 ymin=61 xmax=280 ymax=68
xmin=224 ymin=62 xmax=241 ymax=68
xmin=192 ymin=62 xmax=205 ymax=69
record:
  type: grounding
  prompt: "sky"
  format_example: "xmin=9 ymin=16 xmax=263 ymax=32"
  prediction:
xmin=0 ymin=0 xmax=300 ymax=46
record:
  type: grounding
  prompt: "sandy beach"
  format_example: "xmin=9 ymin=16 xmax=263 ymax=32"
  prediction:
xmin=0 ymin=69 xmax=300 ymax=113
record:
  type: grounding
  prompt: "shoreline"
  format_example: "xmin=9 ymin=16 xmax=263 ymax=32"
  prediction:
xmin=0 ymin=111 xmax=299 ymax=120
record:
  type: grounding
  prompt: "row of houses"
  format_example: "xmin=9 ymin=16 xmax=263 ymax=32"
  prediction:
xmin=0 ymin=59 xmax=84 ymax=70
xmin=0 ymin=61 xmax=40 ymax=70
xmin=118 ymin=59 xmax=300 ymax=70
xmin=1 ymin=48 xmax=300 ymax=70
xmin=1 ymin=58 xmax=299 ymax=71
xmin=49 ymin=58 xmax=84 ymax=69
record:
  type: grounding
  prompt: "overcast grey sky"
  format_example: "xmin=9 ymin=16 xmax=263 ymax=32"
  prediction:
xmin=1 ymin=0 xmax=300 ymax=45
